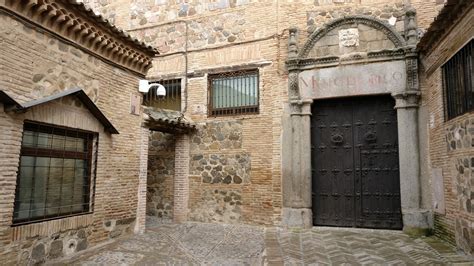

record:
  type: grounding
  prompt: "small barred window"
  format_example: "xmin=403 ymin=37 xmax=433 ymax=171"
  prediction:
xmin=143 ymin=79 xmax=182 ymax=111
xmin=208 ymin=70 xmax=259 ymax=116
xmin=13 ymin=122 xmax=97 ymax=225
xmin=442 ymin=40 xmax=473 ymax=120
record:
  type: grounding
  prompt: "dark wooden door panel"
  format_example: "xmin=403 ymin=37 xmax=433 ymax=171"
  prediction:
xmin=352 ymin=96 xmax=402 ymax=229
xmin=311 ymin=95 xmax=402 ymax=229
xmin=312 ymin=99 xmax=355 ymax=227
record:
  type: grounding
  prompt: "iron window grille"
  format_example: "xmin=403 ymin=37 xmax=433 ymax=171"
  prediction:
xmin=12 ymin=121 xmax=98 ymax=225
xmin=442 ymin=39 xmax=473 ymax=120
xmin=143 ymin=79 xmax=182 ymax=111
xmin=208 ymin=69 xmax=259 ymax=116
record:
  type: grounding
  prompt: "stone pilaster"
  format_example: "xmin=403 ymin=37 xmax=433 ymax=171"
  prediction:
xmin=282 ymin=68 xmax=313 ymax=227
xmin=392 ymin=91 xmax=431 ymax=234
xmin=282 ymin=26 xmax=313 ymax=228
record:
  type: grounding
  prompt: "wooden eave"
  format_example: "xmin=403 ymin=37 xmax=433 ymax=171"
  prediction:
xmin=0 ymin=88 xmax=119 ymax=134
xmin=1 ymin=0 xmax=159 ymax=75
xmin=144 ymin=108 xmax=196 ymax=134
xmin=417 ymin=0 xmax=473 ymax=53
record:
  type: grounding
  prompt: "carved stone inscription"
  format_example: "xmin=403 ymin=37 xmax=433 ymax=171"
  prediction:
xmin=339 ymin=28 xmax=359 ymax=47
xmin=298 ymin=61 xmax=406 ymax=99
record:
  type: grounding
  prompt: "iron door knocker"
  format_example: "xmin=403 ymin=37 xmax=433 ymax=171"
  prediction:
xmin=331 ymin=133 xmax=344 ymax=145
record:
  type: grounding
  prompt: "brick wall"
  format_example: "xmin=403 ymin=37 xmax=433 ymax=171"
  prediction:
xmin=420 ymin=6 xmax=474 ymax=254
xmin=0 ymin=12 xmax=146 ymax=263
xmin=174 ymin=134 xmax=190 ymax=223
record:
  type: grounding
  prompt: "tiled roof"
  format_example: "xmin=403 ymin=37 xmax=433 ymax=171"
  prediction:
xmin=417 ymin=0 xmax=473 ymax=52
xmin=144 ymin=108 xmax=196 ymax=134
xmin=68 ymin=0 xmax=157 ymax=55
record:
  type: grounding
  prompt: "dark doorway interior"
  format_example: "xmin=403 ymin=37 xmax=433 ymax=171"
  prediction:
xmin=311 ymin=95 xmax=402 ymax=229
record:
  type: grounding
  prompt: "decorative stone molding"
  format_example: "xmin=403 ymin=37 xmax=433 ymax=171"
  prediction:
xmin=338 ymin=28 xmax=359 ymax=47
xmin=288 ymin=70 xmax=300 ymax=101
xmin=283 ymin=12 xmax=427 ymax=230
xmin=288 ymin=48 xmax=408 ymax=70
xmin=1 ymin=0 xmax=158 ymax=75
xmin=405 ymin=7 xmax=418 ymax=46
xmin=405 ymin=54 xmax=419 ymax=91
xmin=289 ymin=100 xmax=312 ymax=116
xmin=392 ymin=90 xmax=421 ymax=109
xmin=288 ymin=27 xmax=298 ymax=59
xmin=299 ymin=15 xmax=406 ymax=58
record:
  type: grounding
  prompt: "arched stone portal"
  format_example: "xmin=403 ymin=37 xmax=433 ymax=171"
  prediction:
xmin=282 ymin=11 xmax=431 ymax=233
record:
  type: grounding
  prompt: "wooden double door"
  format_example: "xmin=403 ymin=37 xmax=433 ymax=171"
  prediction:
xmin=311 ymin=95 xmax=402 ymax=229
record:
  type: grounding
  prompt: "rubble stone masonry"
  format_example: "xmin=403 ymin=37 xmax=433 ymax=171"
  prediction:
xmin=147 ymin=132 xmax=176 ymax=221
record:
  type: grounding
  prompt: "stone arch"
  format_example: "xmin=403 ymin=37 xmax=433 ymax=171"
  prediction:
xmin=299 ymin=15 xmax=406 ymax=58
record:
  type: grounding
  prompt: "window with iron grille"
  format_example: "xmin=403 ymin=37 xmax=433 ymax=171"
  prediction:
xmin=143 ymin=79 xmax=182 ymax=111
xmin=13 ymin=121 xmax=97 ymax=225
xmin=442 ymin=39 xmax=473 ymax=120
xmin=208 ymin=69 xmax=259 ymax=116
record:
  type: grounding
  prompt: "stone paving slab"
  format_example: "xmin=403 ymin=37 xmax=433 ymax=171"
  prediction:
xmin=59 ymin=222 xmax=474 ymax=266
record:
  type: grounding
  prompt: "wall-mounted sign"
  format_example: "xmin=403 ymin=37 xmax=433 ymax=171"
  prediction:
xmin=298 ymin=60 xmax=406 ymax=99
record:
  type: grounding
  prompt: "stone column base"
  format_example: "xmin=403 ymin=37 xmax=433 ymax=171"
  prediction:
xmin=281 ymin=208 xmax=312 ymax=228
xmin=402 ymin=208 xmax=433 ymax=236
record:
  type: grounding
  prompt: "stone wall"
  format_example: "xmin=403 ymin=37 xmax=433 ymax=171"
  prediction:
xmin=307 ymin=3 xmax=406 ymax=33
xmin=190 ymin=153 xmax=250 ymax=184
xmin=147 ymin=132 xmax=176 ymax=221
xmin=188 ymin=121 xmax=255 ymax=224
xmin=188 ymin=189 xmax=243 ymax=223
xmin=419 ymin=5 xmax=474 ymax=255
xmin=0 ymin=12 xmax=145 ymax=263
xmin=18 ymin=226 xmax=90 ymax=264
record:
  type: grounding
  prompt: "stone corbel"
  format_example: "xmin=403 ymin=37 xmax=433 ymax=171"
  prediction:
xmin=91 ymin=33 xmax=103 ymax=47
xmin=42 ymin=4 xmax=57 ymax=24
xmin=70 ymin=20 xmax=83 ymax=35
xmin=31 ymin=2 xmax=48 ymax=20
xmin=392 ymin=90 xmax=421 ymax=109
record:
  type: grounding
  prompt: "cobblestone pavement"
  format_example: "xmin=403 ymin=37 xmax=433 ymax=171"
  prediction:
xmin=65 ymin=221 xmax=473 ymax=265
